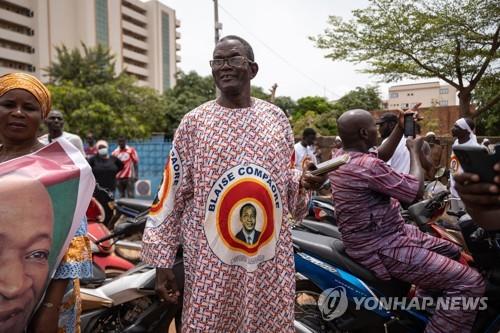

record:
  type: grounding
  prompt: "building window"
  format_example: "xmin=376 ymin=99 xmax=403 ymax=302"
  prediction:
xmin=162 ymin=12 xmax=171 ymax=90
xmin=95 ymin=0 xmax=109 ymax=46
xmin=439 ymin=87 xmax=449 ymax=94
xmin=439 ymin=100 xmax=448 ymax=106
xmin=389 ymin=92 xmax=399 ymax=98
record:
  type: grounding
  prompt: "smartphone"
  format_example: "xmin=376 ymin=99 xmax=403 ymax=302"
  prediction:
xmin=452 ymin=145 xmax=500 ymax=182
xmin=404 ymin=114 xmax=415 ymax=137
xmin=310 ymin=154 xmax=350 ymax=176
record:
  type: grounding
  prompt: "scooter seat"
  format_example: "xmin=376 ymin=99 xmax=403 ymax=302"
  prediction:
xmin=300 ymin=219 xmax=341 ymax=239
xmin=292 ymin=230 xmax=410 ymax=298
xmin=116 ymin=198 xmax=153 ymax=212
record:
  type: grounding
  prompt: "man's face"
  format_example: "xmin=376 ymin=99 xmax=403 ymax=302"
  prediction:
xmin=45 ymin=111 xmax=64 ymax=132
xmin=378 ymin=120 xmax=396 ymax=139
xmin=211 ymin=39 xmax=257 ymax=96
xmin=240 ymin=206 xmax=257 ymax=232
xmin=118 ymin=139 xmax=126 ymax=149
xmin=304 ymin=134 xmax=316 ymax=147
xmin=0 ymin=176 xmax=53 ymax=333
xmin=451 ymin=125 xmax=468 ymax=139
xmin=86 ymin=134 xmax=95 ymax=146
xmin=0 ymin=89 xmax=42 ymax=144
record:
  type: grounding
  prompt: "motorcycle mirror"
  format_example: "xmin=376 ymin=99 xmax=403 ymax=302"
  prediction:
xmin=435 ymin=167 xmax=446 ymax=179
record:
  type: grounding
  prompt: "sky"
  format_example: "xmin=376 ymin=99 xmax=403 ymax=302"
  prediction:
xmin=159 ymin=0 xmax=403 ymax=101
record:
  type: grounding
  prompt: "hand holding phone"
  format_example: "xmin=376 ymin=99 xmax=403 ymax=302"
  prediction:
xmin=404 ymin=113 xmax=416 ymax=137
xmin=453 ymin=145 xmax=500 ymax=182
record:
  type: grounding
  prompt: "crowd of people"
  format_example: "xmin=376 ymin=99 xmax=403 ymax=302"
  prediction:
xmin=0 ymin=34 xmax=498 ymax=333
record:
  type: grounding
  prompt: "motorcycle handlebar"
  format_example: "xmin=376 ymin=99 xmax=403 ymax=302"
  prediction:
xmin=96 ymin=214 xmax=148 ymax=244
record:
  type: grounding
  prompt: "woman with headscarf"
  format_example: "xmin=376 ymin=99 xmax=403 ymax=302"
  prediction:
xmin=0 ymin=73 xmax=92 ymax=333
xmin=88 ymin=140 xmax=123 ymax=224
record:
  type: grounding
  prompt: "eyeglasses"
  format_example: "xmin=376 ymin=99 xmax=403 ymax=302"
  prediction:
xmin=209 ymin=56 xmax=254 ymax=69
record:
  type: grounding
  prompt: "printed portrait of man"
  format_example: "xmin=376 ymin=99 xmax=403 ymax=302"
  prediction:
xmin=0 ymin=173 xmax=53 ymax=333
xmin=235 ymin=203 xmax=261 ymax=245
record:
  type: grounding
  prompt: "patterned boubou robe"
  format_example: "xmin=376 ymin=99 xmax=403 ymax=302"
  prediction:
xmin=142 ymin=98 xmax=309 ymax=332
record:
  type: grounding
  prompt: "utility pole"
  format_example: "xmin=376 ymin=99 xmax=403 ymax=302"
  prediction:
xmin=213 ymin=0 xmax=222 ymax=97
xmin=213 ymin=0 xmax=222 ymax=45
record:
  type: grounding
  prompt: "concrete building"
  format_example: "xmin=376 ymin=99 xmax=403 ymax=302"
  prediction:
xmin=0 ymin=0 xmax=180 ymax=92
xmin=387 ymin=82 xmax=458 ymax=109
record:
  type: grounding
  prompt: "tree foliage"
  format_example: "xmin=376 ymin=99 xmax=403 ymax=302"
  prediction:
xmin=46 ymin=44 xmax=168 ymax=139
xmin=335 ymin=86 xmax=381 ymax=112
xmin=312 ymin=0 xmax=500 ymax=117
xmin=273 ymin=96 xmax=297 ymax=117
xmin=46 ymin=44 xmax=116 ymax=86
xmin=294 ymin=96 xmax=336 ymax=116
xmin=162 ymin=71 xmax=215 ymax=138
xmin=475 ymin=74 xmax=500 ymax=136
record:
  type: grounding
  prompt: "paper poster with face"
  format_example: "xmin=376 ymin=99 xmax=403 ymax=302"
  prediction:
xmin=0 ymin=139 xmax=94 ymax=332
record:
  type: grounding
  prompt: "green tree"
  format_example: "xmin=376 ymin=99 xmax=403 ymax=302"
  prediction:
xmin=251 ymin=86 xmax=270 ymax=100
xmin=312 ymin=0 xmax=500 ymax=117
xmin=294 ymin=96 xmax=335 ymax=117
xmin=273 ymin=96 xmax=297 ymax=117
xmin=335 ymin=86 xmax=381 ymax=112
xmin=46 ymin=44 xmax=116 ymax=87
xmin=46 ymin=44 xmax=168 ymax=139
xmin=163 ymin=71 xmax=216 ymax=137
xmin=475 ymin=75 xmax=500 ymax=136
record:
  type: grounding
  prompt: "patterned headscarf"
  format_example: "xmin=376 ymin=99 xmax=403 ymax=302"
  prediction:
xmin=0 ymin=73 xmax=51 ymax=119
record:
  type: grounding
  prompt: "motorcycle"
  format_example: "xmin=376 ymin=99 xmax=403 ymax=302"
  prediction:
xmin=307 ymin=196 xmax=337 ymax=225
xmin=292 ymin=225 xmax=500 ymax=333
xmin=86 ymin=197 xmax=136 ymax=277
xmin=80 ymin=214 xmax=184 ymax=333
xmin=405 ymin=191 xmax=473 ymax=263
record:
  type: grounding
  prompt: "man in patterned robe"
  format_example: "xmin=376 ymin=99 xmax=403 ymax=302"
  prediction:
xmin=141 ymin=35 xmax=325 ymax=332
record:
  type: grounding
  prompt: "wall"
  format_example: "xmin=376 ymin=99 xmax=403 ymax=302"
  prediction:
xmin=109 ymin=134 xmax=172 ymax=199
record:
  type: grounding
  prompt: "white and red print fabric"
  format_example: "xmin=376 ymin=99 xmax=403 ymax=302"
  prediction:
xmin=141 ymin=98 xmax=309 ymax=332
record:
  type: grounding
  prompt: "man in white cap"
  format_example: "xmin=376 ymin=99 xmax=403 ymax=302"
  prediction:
xmin=449 ymin=117 xmax=481 ymax=198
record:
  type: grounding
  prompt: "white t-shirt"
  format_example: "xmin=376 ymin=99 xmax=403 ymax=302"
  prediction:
xmin=294 ymin=142 xmax=317 ymax=170
xmin=449 ymin=136 xmax=481 ymax=198
xmin=384 ymin=136 xmax=411 ymax=174
xmin=39 ymin=131 xmax=85 ymax=155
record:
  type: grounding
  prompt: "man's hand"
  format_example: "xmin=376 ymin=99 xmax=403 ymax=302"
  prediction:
xmin=300 ymin=158 xmax=328 ymax=191
xmin=28 ymin=305 xmax=59 ymax=333
xmin=406 ymin=136 xmax=424 ymax=153
xmin=455 ymin=162 xmax=500 ymax=209
xmin=397 ymin=102 xmax=422 ymax=130
xmin=155 ymin=268 xmax=180 ymax=304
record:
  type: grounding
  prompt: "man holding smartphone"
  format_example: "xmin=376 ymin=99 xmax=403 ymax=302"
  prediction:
xmin=455 ymin=162 xmax=500 ymax=230
xmin=329 ymin=109 xmax=485 ymax=333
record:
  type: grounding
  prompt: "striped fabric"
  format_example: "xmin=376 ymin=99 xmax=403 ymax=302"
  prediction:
xmin=330 ymin=149 xmax=485 ymax=333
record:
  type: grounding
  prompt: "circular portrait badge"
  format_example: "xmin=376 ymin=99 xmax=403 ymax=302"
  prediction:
xmin=204 ymin=164 xmax=283 ymax=272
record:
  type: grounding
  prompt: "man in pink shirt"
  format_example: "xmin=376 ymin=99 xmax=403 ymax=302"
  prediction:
xmin=330 ymin=109 xmax=485 ymax=333
xmin=112 ymin=137 xmax=139 ymax=198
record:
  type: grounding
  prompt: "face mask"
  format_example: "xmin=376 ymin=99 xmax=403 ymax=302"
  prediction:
xmin=98 ymin=148 xmax=108 ymax=156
